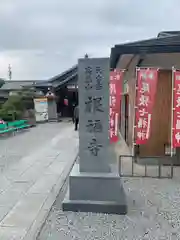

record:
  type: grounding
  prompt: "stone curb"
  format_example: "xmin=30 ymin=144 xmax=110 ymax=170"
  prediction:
xmin=23 ymin=151 xmax=79 ymax=240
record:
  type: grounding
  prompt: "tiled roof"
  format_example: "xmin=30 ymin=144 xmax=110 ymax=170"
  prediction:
xmin=0 ymin=65 xmax=78 ymax=90
xmin=114 ymin=34 xmax=180 ymax=47
xmin=157 ymin=31 xmax=180 ymax=38
xmin=48 ymin=65 xmax=77 ymax=83
xmin=0 ymin=81 xmax=36 ymax=90
xmin=110 ymin=31 xmax=180 ymax=68
xmin=35 ymin=65 xmax=78 ymax=88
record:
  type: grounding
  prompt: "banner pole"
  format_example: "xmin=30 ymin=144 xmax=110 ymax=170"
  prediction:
xmin=132 ymin=67 xmax=138 ymax=156
xmin=171 ymin=67 xmax=175 ymax=157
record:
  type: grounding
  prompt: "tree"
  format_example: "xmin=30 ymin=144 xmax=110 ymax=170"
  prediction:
xmin=0 ymin=87 xmax=44 ymax=121
xmin=0 ymin=95 xmax=24 ymax=121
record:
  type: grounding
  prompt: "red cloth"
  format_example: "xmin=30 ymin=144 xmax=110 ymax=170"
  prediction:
xmin=64 ymin=98 xmax=68 ymax=106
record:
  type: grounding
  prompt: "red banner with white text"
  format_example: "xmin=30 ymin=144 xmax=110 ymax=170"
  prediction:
xmin=109 ymin=69 xmax=123 ymax=143
xmin=172 ymin=69 xmax=180 ymax=147
xmin=135 ymin=68 xmax=158 ymax=144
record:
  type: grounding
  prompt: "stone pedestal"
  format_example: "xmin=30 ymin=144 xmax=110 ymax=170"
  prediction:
xmin=63 ymin=164 xmax=127 ymax=214
xmin=48 ymin=100 xmax=58 ymax=122
xmin=62 ymin=58 xmax=127 ymax=214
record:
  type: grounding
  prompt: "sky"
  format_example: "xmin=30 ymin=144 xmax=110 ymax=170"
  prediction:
xmin=0 ymin=0 xmax=180 ymax=80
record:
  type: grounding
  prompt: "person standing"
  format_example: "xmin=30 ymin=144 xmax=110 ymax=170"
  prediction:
xmin=72 ymin=102 xmax=76 ymax=122
xmin=73 ymin=105 xmax=79 ymax=131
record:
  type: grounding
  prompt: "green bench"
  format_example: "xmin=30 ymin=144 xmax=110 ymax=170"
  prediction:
xmin=8 ymin=120 xmax=30 ymax=131
xmin=0 ymin=123 xmax=15 ymax=135
xmin=0 ymin=120 xmax=30 ymax=136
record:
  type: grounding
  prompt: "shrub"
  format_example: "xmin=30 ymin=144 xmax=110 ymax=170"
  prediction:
xmin=0 ymin=88 xmax=39 ymax=121
xmin=3 ymin=95 xmax=24 ymax=111
xmin=0 ymin=95 xmax=24 ymax=121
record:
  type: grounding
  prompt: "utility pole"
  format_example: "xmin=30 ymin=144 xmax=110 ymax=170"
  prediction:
xmin=8 ymin=64 xmax=12 ymax=80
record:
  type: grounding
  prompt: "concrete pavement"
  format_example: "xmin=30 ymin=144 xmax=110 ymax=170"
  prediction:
xmin=0 ymin=122 xmax=78 ymax=239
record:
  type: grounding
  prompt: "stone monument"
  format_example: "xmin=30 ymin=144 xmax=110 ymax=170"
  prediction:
xmin=46 ymin=89 xmax=58 ymax=122
xmin=62 ymin=58 xmax=127 ymax=214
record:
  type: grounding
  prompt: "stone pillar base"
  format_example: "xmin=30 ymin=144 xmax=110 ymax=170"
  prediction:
xmin=62 ymin=164 xmax=127 ymax=215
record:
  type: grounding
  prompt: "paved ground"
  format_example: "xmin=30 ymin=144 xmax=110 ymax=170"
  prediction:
xmin=0 ymin=122 xmax=78 ymax=239
xmin=38 ymin=137 xmax=180 ymax=240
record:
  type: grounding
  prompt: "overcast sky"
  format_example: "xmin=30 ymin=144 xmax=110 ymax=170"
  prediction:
xmin=0 ymin=0 xmax=179 ymax=80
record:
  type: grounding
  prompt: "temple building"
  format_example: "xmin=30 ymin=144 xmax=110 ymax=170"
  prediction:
xmin=110 ymin=31 xmax=180 ymax=164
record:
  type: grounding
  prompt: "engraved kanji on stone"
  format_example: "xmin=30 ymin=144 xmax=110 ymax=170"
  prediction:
xmin=95 ymin=66 xmax=103 ymax=90
xmin=93 ymin=96 xmax=104 ymax=112
xmin=88 ymin=138 xmax=102 ymax=156
xmin=85 ymin=97 xmax=93 ymax=113
xmin=84 ymin=66 xmax=93 ymax=90
xmin=86 ymin=120 xmax=103 ymax=133
xmin=85 ymin=96 xmax=104 ymax=113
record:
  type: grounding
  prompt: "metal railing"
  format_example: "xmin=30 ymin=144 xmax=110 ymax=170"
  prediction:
xmin=119 ymin=155 xmax=174 ymax=179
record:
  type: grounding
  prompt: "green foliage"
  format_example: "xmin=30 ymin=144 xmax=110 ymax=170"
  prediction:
xmin=0 ymin=108 xmax=22 ymax=121
xmin=0 ymin=95 xmax=24 ymax=121
xmin=0 ymin=94 xmax=25 ymax=121
xmin=0 ymin=88 xmax=42 ymax=121
xmin=17 ymin=87 xmax=43 ymax=98
xmin=3 ymin=95 xmax=24 ymax=111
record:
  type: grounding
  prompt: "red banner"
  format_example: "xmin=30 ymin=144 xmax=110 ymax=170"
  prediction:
xmin=172 ymin=69 xmax=180 ymax=147
xmin=64 ymin=98 xmax=68 ymax=106
xmin=109 ymin=69 xmax=123 ymax=143
xmin=135 ymin=68 xmax=158 ymax=144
